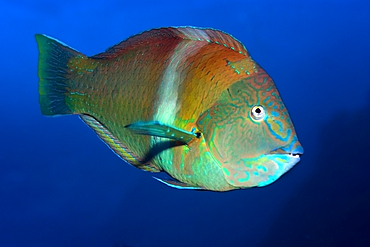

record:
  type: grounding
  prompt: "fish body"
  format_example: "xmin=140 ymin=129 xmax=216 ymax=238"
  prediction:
xmin=35 ymin=27 xmax=303 ymax=191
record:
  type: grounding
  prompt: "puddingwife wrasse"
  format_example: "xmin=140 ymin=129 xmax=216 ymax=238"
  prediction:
xmin=35 ymin=27 xmax=303 ymax=191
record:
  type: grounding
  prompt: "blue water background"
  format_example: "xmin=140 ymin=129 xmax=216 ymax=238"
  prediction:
xmin=1 ymin=0 xmax=369 ymax=246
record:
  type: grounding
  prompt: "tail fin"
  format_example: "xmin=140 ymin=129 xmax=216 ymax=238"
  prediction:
xmin=35 ymin=34 xmax=82 ymax=116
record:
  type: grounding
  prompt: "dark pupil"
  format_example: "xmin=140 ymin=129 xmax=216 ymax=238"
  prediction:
xmin=255 ymin=107 xmax=261 ymax=114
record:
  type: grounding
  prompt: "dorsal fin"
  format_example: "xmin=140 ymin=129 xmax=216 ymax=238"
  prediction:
xmin=92 ymin=26 xmax=249 ymax=59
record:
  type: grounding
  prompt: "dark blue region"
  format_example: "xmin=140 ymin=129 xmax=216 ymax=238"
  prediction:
xmin=1 ymin=0 xmax=370 ymax=246
xmin=260 ymin=96 xmax=370 ymax=247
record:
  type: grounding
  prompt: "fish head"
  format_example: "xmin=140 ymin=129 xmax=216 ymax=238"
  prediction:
xmin=197 ymin=67 xmax=303 ymax=189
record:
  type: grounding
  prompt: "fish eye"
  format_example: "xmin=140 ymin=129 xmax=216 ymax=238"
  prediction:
xmin=251 ymin=105 xmax=265 ymax=121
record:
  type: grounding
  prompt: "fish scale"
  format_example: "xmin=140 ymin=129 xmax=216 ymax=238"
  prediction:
xmin=36 ymin=26 xmax=303 ymax=191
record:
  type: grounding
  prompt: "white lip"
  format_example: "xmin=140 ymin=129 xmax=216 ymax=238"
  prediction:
xmin=267 ymin=152 xmax=301 ymax=159
xmin=267 ymin=153 xmax=301 ymax=173
xmin=282 ymin=153 xmax=301 ymax=173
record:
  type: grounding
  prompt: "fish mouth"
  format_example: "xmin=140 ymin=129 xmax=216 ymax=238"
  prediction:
xmin=267 ymin=147 xmax=303 ymax=178
xmin=267 ymin=152 xmax=301 ymax=161
xmin=268 ymin=148 xmax=303 ymax=158
xmin=287 ymin=153 xmax=301 ymax=158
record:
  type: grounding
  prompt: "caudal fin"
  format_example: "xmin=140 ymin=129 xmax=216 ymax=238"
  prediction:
xmin=35 ymin=34 xmax=82 ymax=116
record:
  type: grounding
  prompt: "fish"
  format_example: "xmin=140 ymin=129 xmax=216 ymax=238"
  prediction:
xmin=35 ymin=26 xmax=303 ymax=191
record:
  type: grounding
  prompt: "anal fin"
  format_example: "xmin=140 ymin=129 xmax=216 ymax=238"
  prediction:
xmin=152 ymin=173 xmax=203 ymax=190
xmin=80 ymin=115 xmax=159 ymax=172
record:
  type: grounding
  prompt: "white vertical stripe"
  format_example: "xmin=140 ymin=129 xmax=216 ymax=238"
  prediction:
xmin=154 ymin=38 xmax=209 ymax=125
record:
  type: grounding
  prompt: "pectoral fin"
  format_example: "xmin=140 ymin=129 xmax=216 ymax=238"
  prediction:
xmin=125 ymin=121 xmax=200 ymax=144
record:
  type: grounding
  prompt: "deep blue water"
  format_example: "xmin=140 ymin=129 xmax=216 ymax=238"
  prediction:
xmin=1 ymin=1 xmax=370 ymax=246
